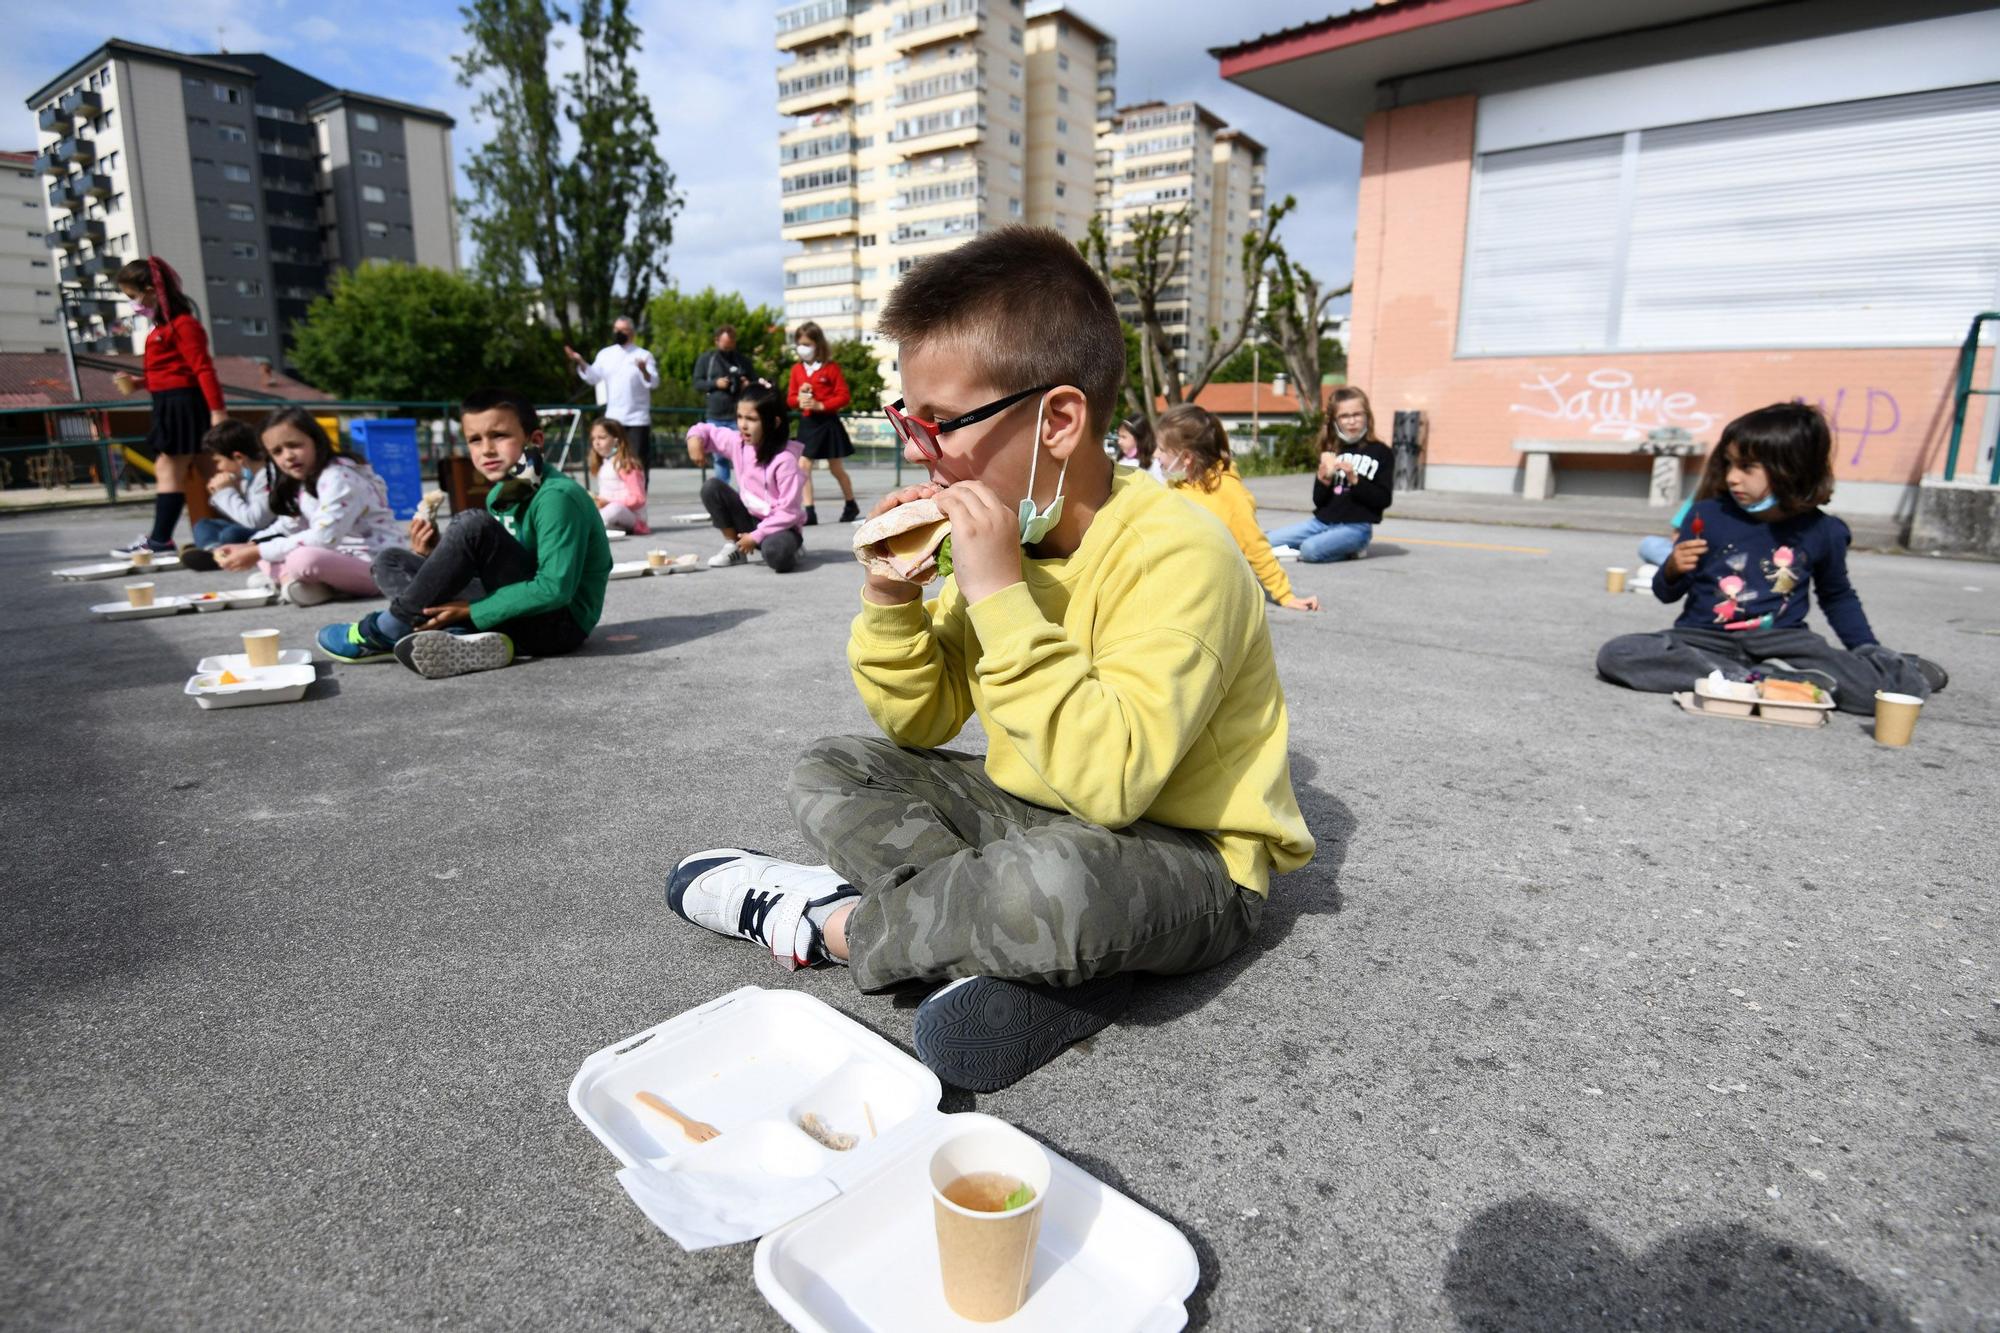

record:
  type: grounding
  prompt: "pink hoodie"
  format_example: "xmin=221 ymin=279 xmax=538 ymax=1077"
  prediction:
xmin=688 ymin=423 xmax=806 ymax=542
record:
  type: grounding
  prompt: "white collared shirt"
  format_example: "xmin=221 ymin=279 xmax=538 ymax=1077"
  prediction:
xmin=579 ymin=343 xmax=659 ymax=426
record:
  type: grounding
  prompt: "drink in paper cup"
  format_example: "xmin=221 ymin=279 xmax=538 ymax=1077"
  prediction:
xmin=1605 ymin=566 xmax=1628 ymax=594
xmin=124 ymin=582 xmax=156 ymax=608
xmin=929 ymin=1124 xmax=1052 ymax=1321
xmin=646 ymin=549 xmax=669 ymax=568
xmin=1873 ymin=691 xmax=1922 ymax=747
xmin=130 ymin=548 xmax=153 ymax=569
xmin=242 ymin=628 xmax=281 ymax=668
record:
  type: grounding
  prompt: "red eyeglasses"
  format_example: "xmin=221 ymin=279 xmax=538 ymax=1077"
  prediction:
xmin=883 ymin=384 xmax=1055 ymax=462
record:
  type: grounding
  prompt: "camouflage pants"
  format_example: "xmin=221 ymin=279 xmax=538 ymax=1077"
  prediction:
xmin=787 ymin=735 xmax=1263 ymax=993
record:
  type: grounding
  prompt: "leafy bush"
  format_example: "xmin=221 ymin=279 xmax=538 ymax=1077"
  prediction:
xmin=1233 ymin=414 xmax=1323 ymax=477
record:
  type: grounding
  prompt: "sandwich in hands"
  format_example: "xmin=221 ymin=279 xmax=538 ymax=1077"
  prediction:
xmin=418 ymin=490 xmax=448 ymax=522
xmin=853 ymin=496 xmax=951 ymax=585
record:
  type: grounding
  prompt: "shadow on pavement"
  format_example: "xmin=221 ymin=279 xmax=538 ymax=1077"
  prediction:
xmin=1442 ymin=1196 xmax=1914 ymax=1332
xmin=1124 ymin=752 xmax=1351 ymax=1029
xmin=587 ymin=607 xmax=766 ymax=654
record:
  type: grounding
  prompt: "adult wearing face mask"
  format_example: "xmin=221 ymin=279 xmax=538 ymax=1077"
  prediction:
xmin=566 ymin=317 xmax=659 ymax=489
xmin=691 ymin=326 xmax=764 ymax=487
xmin=1263 ymin=386 xmax=1395 ymax=563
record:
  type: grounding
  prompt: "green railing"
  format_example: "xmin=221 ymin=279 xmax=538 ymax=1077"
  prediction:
xmin=1943 ymin=312 xmax=2000 ymax=485
xmin=0 ymin=398 xmax=907 ymax=508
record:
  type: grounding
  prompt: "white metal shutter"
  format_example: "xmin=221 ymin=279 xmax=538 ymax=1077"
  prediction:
xmin=1456 ymin=135 xmax=1624 ymax=356
xmin=1621 ymin=83 xmax=2000 ymax=349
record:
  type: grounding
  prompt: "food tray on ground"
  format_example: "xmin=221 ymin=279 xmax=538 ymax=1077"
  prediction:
xmin=196 ymin=649 xmax=313 ymax=674
xmin=571 ymin=988 xmax=1201 ymax=1333
xmin=650 ymin=553 xmax=703 ymax=575
xmin=183 ymin=662 xmax=316 ymax=709
xmin=1691 ymin=676 xmax=1760 ymax=716
xmin=189 ymin=588 xmax=278 ymax=613
xmin=54 ymin=560 xmax=146 ymax=581
xmin=609 ymin=560 xmax=655 ymax=580
xmin=91 ymin=596 xmax=192 ymax=621
xmin=1673 ymin=690 xmax=1830 ymax=729
xmin=98 ymin=551 xmax=182 ymax=570
xmin=1754 ymin=679 xmax=1837 ymax=725
xmin=757 ymin=1111 xmax=1201 ymax=1333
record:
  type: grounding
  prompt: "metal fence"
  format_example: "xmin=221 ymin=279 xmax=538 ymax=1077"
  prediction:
xmin=0 ymin=399 xmax=911 ymax=508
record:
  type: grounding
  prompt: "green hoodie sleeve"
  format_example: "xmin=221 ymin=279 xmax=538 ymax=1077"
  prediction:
xmin=469 ymin=483 xmax=593 ymax=629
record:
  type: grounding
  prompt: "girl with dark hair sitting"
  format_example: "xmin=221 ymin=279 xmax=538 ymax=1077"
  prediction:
xmin=1597 ymin=402 xmax=1946 ymax=715
xmin=686 ymin=387 xmax=807 ymax=573
xmin=109 ymin=256 xmax=229 ymax=557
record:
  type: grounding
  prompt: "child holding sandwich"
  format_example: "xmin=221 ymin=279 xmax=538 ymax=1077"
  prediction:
xmin=316 ymin=388 xmax=613 ymax=678
xmin=663 ymin=227 xmax=1315 ymax=1091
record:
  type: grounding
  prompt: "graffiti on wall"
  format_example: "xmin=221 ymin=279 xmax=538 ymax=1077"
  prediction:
xmin=1508 ymin=368 xmax=1721 ymax=440
xmin=1509 ymin=367 xmax=1905 ymax=465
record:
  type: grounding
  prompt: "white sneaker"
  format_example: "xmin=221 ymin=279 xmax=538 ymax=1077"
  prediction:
xmin=746 ymin=547 xmax=765 ymax=564
xmin=1271 ymin=544 xmax=1300 ymax=562
xmin=707 ymin=541 xmax=745 ymax=569
xmin=665 ymin=849 xmax=859 ymax=972
xmin=246 ymin=569 xmax=277 ymax=592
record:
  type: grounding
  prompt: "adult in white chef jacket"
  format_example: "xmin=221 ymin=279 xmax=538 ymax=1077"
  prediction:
xmin=566 ymin=316 xmax=660 ymax=489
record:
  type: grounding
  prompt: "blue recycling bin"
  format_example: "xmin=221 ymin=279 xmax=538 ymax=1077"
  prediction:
xmin=348 ymin=418 xmax=424 ymax=520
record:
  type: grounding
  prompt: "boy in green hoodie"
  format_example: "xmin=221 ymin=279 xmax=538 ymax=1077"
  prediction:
xmin=317 ymin=387 xmax=613 ymax=679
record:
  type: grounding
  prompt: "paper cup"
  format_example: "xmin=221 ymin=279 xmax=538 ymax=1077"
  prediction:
xmin=124 ymin=582 xmax=156 ymax=608
xmin=646 ymin=549 xmax=669 ymax=568
xmin=242 ymin=628 xmax=281 ymax=668
xmin=130 ymin=548 xmax=154 ymax=569
xmin=929 ymin=1124 xmax=1052 ymax=1322
xmin=1873 ymin=691 xmax=1923 ymax=747
xmin=1605 ymin=566 xmax=1628 ymax=594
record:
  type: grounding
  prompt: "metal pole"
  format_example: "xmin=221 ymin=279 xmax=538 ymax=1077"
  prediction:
xmin=56 ymin=286 xmax=83 ymax=403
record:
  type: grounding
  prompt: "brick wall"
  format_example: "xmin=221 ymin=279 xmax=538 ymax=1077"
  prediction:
xmin=1347 ymin=97 xmax=1996 ymax=509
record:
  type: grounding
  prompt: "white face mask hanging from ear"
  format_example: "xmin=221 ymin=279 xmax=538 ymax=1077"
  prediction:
xmin=1017 ymin=392 xmax=1068 ymax=546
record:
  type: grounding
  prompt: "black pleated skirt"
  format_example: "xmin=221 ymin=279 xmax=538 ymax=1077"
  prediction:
xmin=798 ymin=411 xmax=853 ymax=460
xmin=147 ymin=386 xmax=210 ymax=457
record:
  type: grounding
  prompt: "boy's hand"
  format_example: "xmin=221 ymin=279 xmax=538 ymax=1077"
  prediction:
xmin=860 ymin=483 xmax=941 ymax=606
xmin=416 ymin=601 xmax=472 ymax=631
xmin=1282 ymin=594 xmax=1321 ymax=612
xmin=207 ymin=470 xmax=237 ymax=494
xmin=410 ymin=515 xmax=439 ymax=556
xmin=215 ymin=543 xmax=260 ymax=572
xmin=1664 ymin=538 xmax=1707 ymax=577
xmin=932 ymin=481 xmax=1021 ymax=605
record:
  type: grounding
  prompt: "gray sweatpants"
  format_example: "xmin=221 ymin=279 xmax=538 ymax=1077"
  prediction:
xmin=787 ymin=735 xmax=1262 ymax=993
xmin=1597 ymin=624 xmax=1930 ymax=715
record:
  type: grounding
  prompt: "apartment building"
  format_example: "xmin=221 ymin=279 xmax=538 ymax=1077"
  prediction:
xmin=25 ymin=40 xmax=455 ymax=367
xmin=1101 ymin=101 xmax=1266 ymax=378
xmin=0 ymin=151 xmax=63 ymax=353
xmin=775 ymin=0 xmax=1117 ymax=389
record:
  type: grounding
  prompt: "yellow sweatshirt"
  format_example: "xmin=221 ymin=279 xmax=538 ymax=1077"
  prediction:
xmin=847 ymin=469 xmax=1314 ymax=895
xmin=1171 ymin=467 xmax=1293 ymax=605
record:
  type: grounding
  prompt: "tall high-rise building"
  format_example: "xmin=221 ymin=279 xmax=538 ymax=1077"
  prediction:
xmin=25 ymin=40 xmax=456 ymax=367
xmin=1101 ymin=101 xmax=1266 ymax=378
xmin=0 ymin=150 xmax=63 ymax=353
xmin=774 ymin=0 xmax=1116 ymax=392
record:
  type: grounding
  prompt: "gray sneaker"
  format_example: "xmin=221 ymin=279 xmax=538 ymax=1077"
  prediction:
xmin=393 ymin=630 xmax=515 ymax=679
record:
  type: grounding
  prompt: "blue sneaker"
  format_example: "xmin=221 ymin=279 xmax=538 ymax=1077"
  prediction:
xmin=317 ymin=614 xmax=395 ymax=663
xmin=110 ymin=535 xmax=176 ymax=558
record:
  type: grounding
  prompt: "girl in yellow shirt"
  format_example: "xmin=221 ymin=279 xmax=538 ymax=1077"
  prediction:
xmin=1159 ymin=405 xmax=1320 ymax=612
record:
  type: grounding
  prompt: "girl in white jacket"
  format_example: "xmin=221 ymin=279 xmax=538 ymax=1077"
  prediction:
xmin=209 ymin=410 xmax=402 ymax=606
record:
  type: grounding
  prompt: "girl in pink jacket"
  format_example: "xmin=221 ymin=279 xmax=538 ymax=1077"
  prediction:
xmin=686 ymin=388 xmax=806 ymax=573
xmin=589 ymin=420 xmax=650 ymax=535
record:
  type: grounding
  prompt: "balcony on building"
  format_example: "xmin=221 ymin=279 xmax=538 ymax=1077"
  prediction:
xmin=44 ymin=217 xmax=107 ymax=252
xmin=81 ymin=332 xmax=133 ymax=356
xmin=78 ymin=253 xmax=116 ymax=282
xmin=889 ymin=102 xmax=986 ymax=153
xmin=785 ymin=263 xmax=862 ymax=290
xmin=781 ymin=198 xmax=859 ymax=242
xmin=892 ymin=61 xmax=983 ymax=109
xmin=891 ymin=0 xmax=983 ymax=52
xmin=61 ymin=89 xmax=104 ymax=123
xmin=50 ymin=136 xmax=97 ymax=168
xmin=67 ymin=292 xmax=122 ymax=321
xmin=38 ymin=104 xmax=72 ymax=136
xmin=35 ymin=146 xmax=67 ymax=177
xmin=776 ymin=58 xmax=854 ymax=117
xmin=776 ymin=0 xmax=855 ymax=51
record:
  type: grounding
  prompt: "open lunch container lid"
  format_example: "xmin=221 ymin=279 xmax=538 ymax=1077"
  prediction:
xmin=569 ymin=987 xmax=1201 ymax=1333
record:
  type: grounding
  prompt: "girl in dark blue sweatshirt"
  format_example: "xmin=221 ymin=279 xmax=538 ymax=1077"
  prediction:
xmin=1597 ymin=403 xmax=1944 ymax=716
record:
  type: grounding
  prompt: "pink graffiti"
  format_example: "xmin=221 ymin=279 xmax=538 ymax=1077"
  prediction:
xmin=1798 ymin=388 xmax=1900 ymax=466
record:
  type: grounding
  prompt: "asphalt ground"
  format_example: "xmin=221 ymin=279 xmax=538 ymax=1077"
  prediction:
xmin=2 ymin=482 xmax=1995 ymax=1332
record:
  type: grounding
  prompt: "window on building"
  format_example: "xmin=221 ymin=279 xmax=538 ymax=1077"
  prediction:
xmin=213 ymin=315 xmax=235 ymax=327
xmin=218 ymin=125 xmax=247 ymax=143
xmin=366 ymin=220 xmax=390 ymax=237
xmin=1009 ymin=163 xmax=1022 ymax=181
xmin=1058 ymin=52 xmax=1070 ymax=71
xmin=355 ymin=112 xmax=380 ymax=132
xmin=1009 ymin=197 xmax=1022 ymax=217
xmin=101 ymin=151 xmax=118 ymax=172
xmin=1008 ymin=129 xmax=1022 ymax=147
xmin=230 ymin=240 xmax=259 ymax=259
xmin=389 ymin=152 xmax=405 ymax=163
xmin=242 ymin=318 xmax=269 ymax=336
xmin=237 ymin=279 xmax=264 ymax=297
xmin=222 ymin=164 xmax=252 ymax=183
xmin=226 ymin=202 xmax=255 ymax=222
xmin=1009 ymin=25 xmax=1022 ymax=44
xmin=1055 ymin=182 xmax=1066 ymax=197
xmin=1008 ymin=95 xmax=1021 ymax=114
xmin=362 ymin=185 xmax=386 ymax=204
xmin=215 ymin=85 xmax=243 ymax=104
xmin=1056 ymin=117 xmax=1068 ymax=135
xmin=1457 ymin=84 xmax=2000 ymax=354
xmin=1010 ymin=62 xmax=1021 ymax=80
xmin=1057 ymin=86 xmax=1069 ymax=104
xmin=1055 ymin=149 xmax=1067 ymax=166
xmin=184 ymin=77 xmax=205 ymax=92
xmin=359 ymin=148 xmax=383 ymax=167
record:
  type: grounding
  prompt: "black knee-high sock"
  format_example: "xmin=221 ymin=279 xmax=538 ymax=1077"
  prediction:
xmin=149 ymin=492 xmax=186 ymax=544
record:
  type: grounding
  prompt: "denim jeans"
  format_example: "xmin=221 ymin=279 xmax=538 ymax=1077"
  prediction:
xmin=1636 ymin=535 xmax=1674 ymax=567
xmin=193 ymin=517 xmax=255 ymax=548
xmin=705 ymin=417 xmax=734 ymax=485
xmin=1265 ymin=516 xmax=1372 ymax=563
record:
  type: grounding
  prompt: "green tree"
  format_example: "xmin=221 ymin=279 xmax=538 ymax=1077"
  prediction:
xmin=828 ymin=338 xmax=886 ymax=412
xmin=1265 ymin=240 xmax=1353 ymax=425
xmin=288 ymin=262 xmax=566 ymax=402
xmin=457 ymin=0 xmax=682 ymax=351
xmin=1209 ymin=335 xmax=1346 ymax=385
xmin=642 ymin=286 xmax=785 ymax=409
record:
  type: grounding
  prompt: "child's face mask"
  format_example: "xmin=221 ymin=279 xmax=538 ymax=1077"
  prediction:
xmin=1017 ymin=393 xmax=1068 ymax=546
xmin=1742 ymin=494 xmax=1777 ymax=513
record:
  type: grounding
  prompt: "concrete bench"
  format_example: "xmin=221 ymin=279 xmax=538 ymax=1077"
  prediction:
xmin=1514 ymin=436 xmax=1705 ymax=506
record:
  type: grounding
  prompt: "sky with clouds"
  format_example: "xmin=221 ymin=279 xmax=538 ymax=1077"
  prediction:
xmin=8 ymin=0 xmax=1362 ymax=312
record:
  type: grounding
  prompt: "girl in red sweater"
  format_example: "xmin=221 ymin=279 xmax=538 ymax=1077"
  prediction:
xmin=786 ymin=321 xmax=859 ymax=525
xmin=111 ymin=257 xmax=229 ymax=556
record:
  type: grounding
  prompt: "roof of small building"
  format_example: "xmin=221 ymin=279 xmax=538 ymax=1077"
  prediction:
xmin=0 ymin=352 xmax=329 ymax=408
xmin=1157 ymin=381 xmax=1340 ymax=418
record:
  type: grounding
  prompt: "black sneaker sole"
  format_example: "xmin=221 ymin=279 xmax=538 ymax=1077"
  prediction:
xmin=913 ymin=973 xmax=1133 ymax=1092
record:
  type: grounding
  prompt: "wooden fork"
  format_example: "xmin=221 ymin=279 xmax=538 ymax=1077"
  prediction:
xmin=634 ymin=1091 xmax=720 ymax=1144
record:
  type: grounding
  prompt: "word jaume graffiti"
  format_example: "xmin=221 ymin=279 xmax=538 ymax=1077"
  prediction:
xmin=1508 ymin=369 xmax=1721 ymax=440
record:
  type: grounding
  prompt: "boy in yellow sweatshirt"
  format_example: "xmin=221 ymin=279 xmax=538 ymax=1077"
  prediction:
xmin=666 ymin=227 xmax=1314 ymax=1091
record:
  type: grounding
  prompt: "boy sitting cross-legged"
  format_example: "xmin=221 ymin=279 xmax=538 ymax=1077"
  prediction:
xmin=317 ymin=387 xmax=613 ymax=679
xmin=665 ymin=227 xmax=1315 ymax=1090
